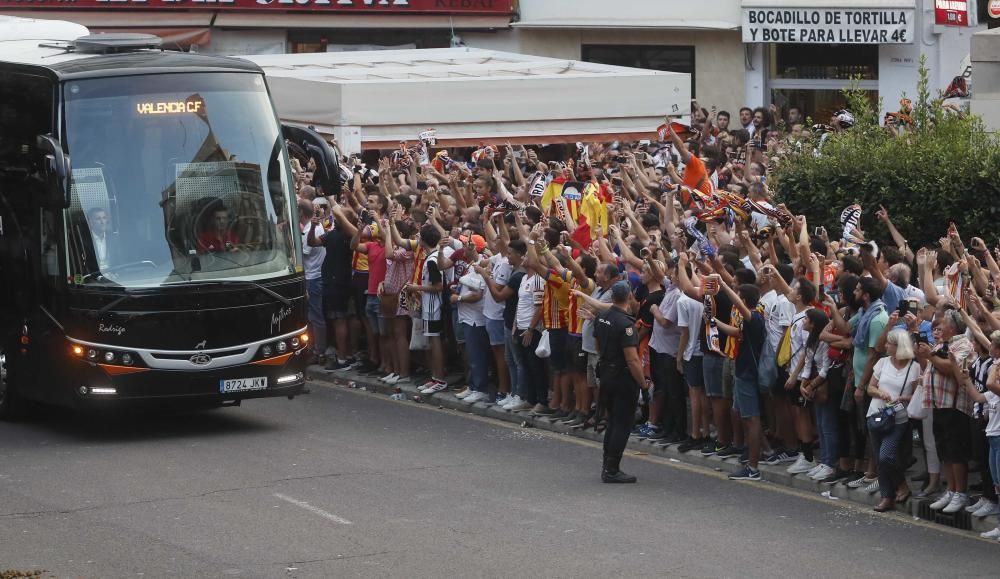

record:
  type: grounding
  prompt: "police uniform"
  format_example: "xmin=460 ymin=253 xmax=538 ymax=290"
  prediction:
xmin=594 ymin=304 xmax=641 ymax=483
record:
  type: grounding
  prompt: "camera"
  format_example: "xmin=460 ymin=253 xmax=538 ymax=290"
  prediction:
xmin=614 ymin=155 xmax=627 ymax=163
xmin=360 ymin=209 xmax=374 ymax=226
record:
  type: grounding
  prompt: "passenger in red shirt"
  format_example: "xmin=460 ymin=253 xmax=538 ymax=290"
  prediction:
xmin=197 ymin=206 xmax=241 ymax=253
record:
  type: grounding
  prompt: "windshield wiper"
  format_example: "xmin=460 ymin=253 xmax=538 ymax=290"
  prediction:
xmin=162 ymin=279 xmax=291 ymax=306
xmin=97 ymin=289 xmax=140 ymax=316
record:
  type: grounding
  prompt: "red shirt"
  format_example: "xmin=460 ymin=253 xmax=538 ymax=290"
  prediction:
xmin=197 ymin=230 xmax=240 ymax=253
xmin=366 ymin=241 xmax=387 ymax=295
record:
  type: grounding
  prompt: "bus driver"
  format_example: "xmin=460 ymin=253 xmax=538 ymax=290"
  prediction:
xmin=86 ymin=207 xmax=113 ymax=270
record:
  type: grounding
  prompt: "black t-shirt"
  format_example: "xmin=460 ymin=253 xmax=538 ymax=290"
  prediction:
xmin=595 ymin=305 xmax=640 ymax=386
xmin=699 ymin=289 xmax=732 ymax=357
xmin=735 ymin=310 xmax=765 ymax=380
xmin=503 ymin=270 xmax=526 ymax=330
xmin=638 ymin=287 xmax=665 ymax=330
xmin=321 ymin=228 xmax=352 ymax=289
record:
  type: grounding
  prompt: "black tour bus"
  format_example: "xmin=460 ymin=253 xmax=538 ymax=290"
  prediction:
xmin=0 ymin=21 xmax=338 ymax=418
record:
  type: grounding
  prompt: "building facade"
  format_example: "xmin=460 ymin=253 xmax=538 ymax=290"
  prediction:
xmin=1 ymin=0 xmax=988 ymax=125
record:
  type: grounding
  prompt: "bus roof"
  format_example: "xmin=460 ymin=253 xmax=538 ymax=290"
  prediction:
xmin=0 ymin=16 xmax=260 ymax=79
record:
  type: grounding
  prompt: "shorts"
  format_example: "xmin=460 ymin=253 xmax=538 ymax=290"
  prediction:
xmin=325 ymin=283 xmax=351 ymax=319
xmin=547 ymin=328 xmax=569 ymax=374
xmin=722 ymin=357 xmax=735 ymax=399
xmin=788 ymin=379 xmax=810 ymax=407
xmin=567 ymin=335 xmax=587 ymax=374
xmin=422 ymin=318 xmax=443 ymax=337
xmin=771 ymin=367 xmax=792 ymax=399
xmin=933 ymin=408 xmax=972 ymax=464
xmin=683 ymin=356 xmax=704 ymax=389
xmin=587 ymin=353 xmax=600 ymax=388
xmin=486 ymin=318 xmax=506 ymax=347
xmin=352 ymin=272 xmax=368 ymax=319
xmin=365 ymin=295 xmax=389 ymax=335
xmin=733 ymin=376 xmax=761 ymax=418
xmin=703 ymin=354 xmax=724 ymax=398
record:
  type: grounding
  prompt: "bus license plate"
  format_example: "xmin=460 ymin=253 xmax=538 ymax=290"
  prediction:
xmin=220 ymin=377 xmax=268 ymax=393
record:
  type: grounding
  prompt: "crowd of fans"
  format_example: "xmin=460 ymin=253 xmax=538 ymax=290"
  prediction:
xmin=288 ymin=101 xmax=1000 ymax=536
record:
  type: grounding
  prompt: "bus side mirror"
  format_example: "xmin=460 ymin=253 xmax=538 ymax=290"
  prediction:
xmin=281 ymin=124 xmax=342 ymax=196
xmin=36 ymin=134 xmax=71 ymax=209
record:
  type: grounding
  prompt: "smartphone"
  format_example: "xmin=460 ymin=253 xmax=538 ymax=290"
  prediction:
xmin=898 ymin=300 xmax=911 ymax=317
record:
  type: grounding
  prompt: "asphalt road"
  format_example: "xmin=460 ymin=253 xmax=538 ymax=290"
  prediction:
xmin=1 ymin=383 xmax=999 ymax=578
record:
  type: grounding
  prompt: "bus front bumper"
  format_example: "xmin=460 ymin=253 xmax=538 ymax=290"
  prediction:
xmin=67 ymin=352 xmax=309 ymax=406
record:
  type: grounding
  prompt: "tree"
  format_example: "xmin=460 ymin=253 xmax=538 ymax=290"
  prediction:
xmin=771 ymin=56 xmax=1000 ymax=248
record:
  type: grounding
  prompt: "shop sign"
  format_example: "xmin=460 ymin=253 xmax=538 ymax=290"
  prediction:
xmin=934 ymin=0 xmax=971 ymax=26
xmin=989 ymin=0 xmax=1000 ymax=18
xmin=742 ymin=7 xmax=914 ymax=44
xmin=0 ymin=0 xmax=514 ymax=13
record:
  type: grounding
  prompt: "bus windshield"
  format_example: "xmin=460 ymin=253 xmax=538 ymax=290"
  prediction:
xmin=63 ymin=72 xmax=300 ymax=288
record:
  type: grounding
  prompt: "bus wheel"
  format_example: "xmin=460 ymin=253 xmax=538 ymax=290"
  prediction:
xmin=0 ymin=347 xmax=25 ymax=421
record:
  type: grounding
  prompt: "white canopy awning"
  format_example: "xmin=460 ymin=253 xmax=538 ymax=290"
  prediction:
xmin=245 ymin=48 xmax=691 ymax=152
xmin=513 ymin=0 xmax=740 ymax=30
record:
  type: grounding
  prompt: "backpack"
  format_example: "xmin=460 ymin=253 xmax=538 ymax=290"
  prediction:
xmin=777 ymin=313 xmax=806 ymax=369
xmin=776 ymin=326 xmax=793 ymax=368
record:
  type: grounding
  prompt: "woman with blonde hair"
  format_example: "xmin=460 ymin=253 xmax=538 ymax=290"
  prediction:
xmin=867 ymin=329 xmax=920 ymax=512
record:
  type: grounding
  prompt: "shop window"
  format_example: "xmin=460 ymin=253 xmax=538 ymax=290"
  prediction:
xmin=767 ymin=44 xmax=878 ymax=125
xmin=583 ymin=45 xmax=695 ymax=97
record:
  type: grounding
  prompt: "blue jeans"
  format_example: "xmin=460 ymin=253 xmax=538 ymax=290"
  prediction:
xmin=305 ymin=277 xmax=327 ymax=356
xmin=462 ymin=323 xmax=491 ymax=394
xmin=505 ymin=325 xmax=522 ymax=397
xmin=870 ymin=420 xmax=910 ymax=500
xmin=989 ymin=436 xmax=1000 ymax=487
xmin=814 ymin=398 xmax=839 ymax=467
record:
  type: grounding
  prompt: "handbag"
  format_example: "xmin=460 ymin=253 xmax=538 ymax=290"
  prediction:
xmin=535 ymin=330 xmax=551 ymax=358
xmin=867 ymin=405 xmax=896 ymax=435
xmin=410 ymin=320 xmax=429 ymax=351
xmin=907 ymin=382 xmax=927 ymax=420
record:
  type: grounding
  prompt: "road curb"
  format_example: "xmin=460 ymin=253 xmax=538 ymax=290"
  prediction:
xmin=307 ymin=366 xmax=1000 ymax=537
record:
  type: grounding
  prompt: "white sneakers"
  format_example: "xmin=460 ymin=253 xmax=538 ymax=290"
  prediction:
xmin=966 ymin=496 xmax=988 ymax=514
xmin=463 ymin=391 xmax=488 ymax=404
xmin=455 ymin=388 xmax=471 ymax=399
xmin=981 ymin=527 xmax=1000 ymax=540
xmin=929 ymin=490 xmax=955 ymax=510
xmin=496 ymin=394 xmax=514 ymax=407
xmin=418 ymin=380 xmax=448 ymax=395
xmin=809 ymin=464 xmax=835 ymax=481
xmin=941 ymin=492 xmax=969 ymax=514
xmin=973 ymin=501 xmax=1000 ymax=518
xmin=787 ymin=456 xmax=816 ymax=475
xmin=380 ymin=373 xmax=400 ymax=385
xmin=503 ymin=396 xmax=531 ymax=411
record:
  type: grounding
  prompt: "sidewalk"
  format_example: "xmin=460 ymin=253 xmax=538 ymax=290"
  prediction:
xmin=307 ymin=365 xmax=1000 ymax=537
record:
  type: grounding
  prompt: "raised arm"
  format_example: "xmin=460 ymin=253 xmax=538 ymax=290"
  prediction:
xmin=875 ymin=205 xmax=914 ymax=264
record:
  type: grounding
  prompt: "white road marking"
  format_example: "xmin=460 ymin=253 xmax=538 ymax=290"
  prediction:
xmin=273 ymin=493 xmax=353 ymax=525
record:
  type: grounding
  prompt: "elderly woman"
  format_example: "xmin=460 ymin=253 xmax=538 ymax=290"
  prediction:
xmin=867 ymin=329 xmax=920 ymax=512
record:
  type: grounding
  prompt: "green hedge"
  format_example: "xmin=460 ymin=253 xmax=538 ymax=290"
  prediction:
xmin=771 ymin=58 xmax=1000 ymax=249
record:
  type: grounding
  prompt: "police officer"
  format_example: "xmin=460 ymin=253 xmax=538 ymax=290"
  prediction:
xmin=594 ymin=281 xmax=648 ymax=483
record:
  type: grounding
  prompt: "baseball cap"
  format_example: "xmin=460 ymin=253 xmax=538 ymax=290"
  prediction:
xmin=611 ymin=280 xmax=632 ymax=303
xmin=460 ymin=234 xmax=487 ymax=252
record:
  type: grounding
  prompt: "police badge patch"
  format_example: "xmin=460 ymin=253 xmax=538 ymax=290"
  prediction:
xmin=625 ymin=327 xmax=634 ymax=336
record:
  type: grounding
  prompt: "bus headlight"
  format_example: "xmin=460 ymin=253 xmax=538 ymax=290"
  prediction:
xmin=103 ymin=351 xmax=116 ymax=363
xmin=121 ymin=353 xmax=133 ymax=366
xmin=276 ymin=341 xmax=287 ymax=353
